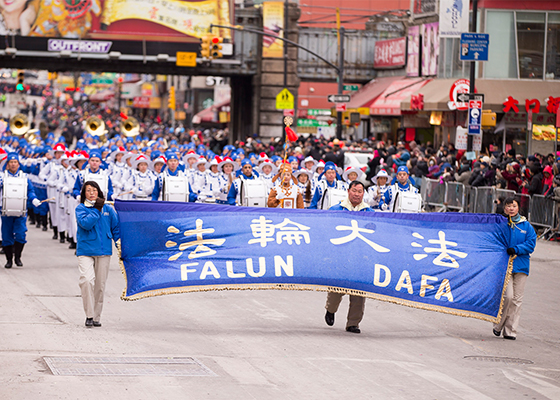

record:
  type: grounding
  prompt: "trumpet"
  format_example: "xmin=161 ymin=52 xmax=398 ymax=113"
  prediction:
xmin=85 ymin=116 xmax=108 ymax=143
xmin=9 ymin=113 xmax=30 ymax=136
xmin=120 ymin=116 xmax=140 ymax=138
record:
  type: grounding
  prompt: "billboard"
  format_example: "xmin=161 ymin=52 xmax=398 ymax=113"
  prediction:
xmin=5 ymin=0 xmax=231 ymax=42
xmin=262 ymin=2 xmax=284 ymax=58
xmin=373 ymin=37 xmax=406 ymax=69
xmin=407 ymin=26 xmax=420 ymax=77
xmin=422 ymin=22 xmax=439 ymax=76
xmin=439 ymin=0 xmax=469 ymax=38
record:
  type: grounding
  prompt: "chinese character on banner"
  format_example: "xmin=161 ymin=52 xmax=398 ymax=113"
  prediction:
xmin=525 ymin=99 xmax=541 ymax=114
xmin=330 ymin=220 xmax=390 ymax=252
xmin=411 ymin=231 xmax=467 ymax=268
xmin=503 ymin=96 xmax=519 ymax=113
xmin=546 ymin=96 xmax=560 ymax=114
xmin=166 ymin=219 xmax=226 ymax=261
xmin=248 ymin=216 xmax=311 ymax=248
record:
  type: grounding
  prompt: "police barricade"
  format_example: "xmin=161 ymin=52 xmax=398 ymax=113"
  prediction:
xmin=465 ymin=186 xmax=477 ymax=213
xmin=494 ymin=189 xmax=516 ymax=213
xmin=514 ymin=193 xmax=531 ymax=219
xmin=529 ymin=195 xmax=555 ymax=237
xmin=421 ymin=177 xmax=446 ymax=212
xmin=445 ymin=182 xmax=465 ymax=212
xmin=473 ymin=187 xmax=495 ymax=214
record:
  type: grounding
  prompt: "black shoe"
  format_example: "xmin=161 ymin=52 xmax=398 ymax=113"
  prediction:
xmin=493 ymin=329 xmax=501 ymax=337
xmin=4 ymin=259 xmax=12 ymax=269
xmin=13 ymin=242 xmax=24 ymax=267
xmin=3 ymin=246 xmax=13 ymax=269
xmin=92 ymin=321 xmax=102 ymax=327
xmin=52 ymin=227 xmax=58 ymax=240
xmin=504 ymin=335 xmax=516 ymax=340
xmin=85 ymin=318 xmax=93 ymax=328
xmin=42 ymin=226 xmax=48 ymax=231
xmin=35 ymin=221 xmax=41 ymax=229
xmin=68 ymin=241 xmax=77 ymax=249
xmin=59 ymin=231 xmax=66 ymax=243
xmin=325 ymin=311 xmax=335 ymax=326
xmin=346 ymin=326 xmax=361 ymax=334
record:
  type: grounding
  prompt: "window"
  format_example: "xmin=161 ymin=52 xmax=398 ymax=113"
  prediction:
xmin=546 ymin=13 xmax=560 ymax=80
xmin=516 ymin=12 xmax=546 ymax=79
xmin=486 ymin=11 xmax=517 ymax=79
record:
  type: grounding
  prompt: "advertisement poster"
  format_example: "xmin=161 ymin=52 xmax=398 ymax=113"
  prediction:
xmin=407 ymin=26 xmax=420 ymax=77
xmin=374 ymin=37 xmax=406 ymax=69
xmin=439 ymin=0 xmax=469 ymax=38
xmin=262 ymin=2 xmax=284 ymax=58
xmin=422 ymin=22 xmax=439 ymax=76
xmin=0 ymin=0 xmax=231 ymax=42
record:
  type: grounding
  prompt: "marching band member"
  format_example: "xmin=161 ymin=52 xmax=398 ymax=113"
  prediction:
xmin=67 ymin=152 xmax=89 ymax=250
xmin=42 ymin=143 xmax=67 ymax=240
xmin=257 ymin=159 xmax=278 ymax=195
xmin=267 ymin=163 xmax=304 ymax=209
xmin=216 ymin=157 xmax=237 ymax=204
xmin=24 ymin=147 xmax=50 ymax=231
xmin=342 ymin=166 xmax=369 ymax=203
xmin=227 ymin=159 xmax=263 ymax=206
xmin=151 ymin=152 xmax=166 ymax=175
xmin=107 ymin=146 xmax=127 ymax=199
xmin=367 ymin=169 xmax=391 ymax=210
xmin=309 ymin=161 xmax=347 ymax=210
xmin=53 ymin=151 xmax=72 ymax=244
xmin=201 ymin=156 xmax=221 ymax=202
xmin=190 ymin=157 xmax=208 ymax=195
xmin=301 ymin=156 xmax=317 ymax=172
xmin=72 ymin=150 xmax=114 ymax=201
xmin=124 ymin=154 xmax=155 ymax=201
xmin=325 ymin=181 xmax=374 ymax=334
xmin=379 ymin=166 xmax=420 ymax=212
xmin=1 ymin=153 xmax=42 ymax=268
xmin=294 ymin=168 xmax=314 ymax=208
xmin=313 ymin=160 xmax=325 ymax=183
xmin=288 ymin=156 xmax=299 ymax=171
xmin=151 ymin=152 xmax=197 ymax=202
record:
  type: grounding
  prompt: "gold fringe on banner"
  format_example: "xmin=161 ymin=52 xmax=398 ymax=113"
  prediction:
xmin=117 ymin=245 xmax=515 ymax=324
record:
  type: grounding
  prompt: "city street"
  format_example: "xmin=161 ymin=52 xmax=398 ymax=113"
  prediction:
xmin=1 ymin=222 xmax=559 ymax=399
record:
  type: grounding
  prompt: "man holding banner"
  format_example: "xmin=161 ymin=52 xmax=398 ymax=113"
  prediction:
xmin=325 ymin=181 xmax=374 ymax=334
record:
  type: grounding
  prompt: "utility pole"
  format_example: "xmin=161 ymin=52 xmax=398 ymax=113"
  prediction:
xmin=336 ymin=27 xmax=345 ymax=140
xmin=467 ymin=0 xmax=478 ymax=153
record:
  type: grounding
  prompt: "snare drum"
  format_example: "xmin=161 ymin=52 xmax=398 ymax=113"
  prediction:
xmin=393 ymin=191 xmax=422 ymax=213
xmin=163 ymin=176 xmax=190 ymax=202
xmin=241 ymin=179 xmax=267 ymax=207
xmin=2 ymin=172 xmax=28 ymax=217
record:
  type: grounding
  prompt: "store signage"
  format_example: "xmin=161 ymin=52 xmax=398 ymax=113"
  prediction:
xmin=374 ymin=37 xmax=407 ymax=69
xmin=406 ymin=26 xmax=420 ymax=77
xmin=468 ymin=100 xmax=482 ymax=135
xmin=448 ymin=79 xmax=472 ymax=111
xmin=439 ymin=0 xmax=469 ymax=38
xmin=460 ymin=33 xmax=489 ymax=61
xmin=503 ymin=96 xmax=560 ymax=114
xmin=48 ymin=39 xmax=112 ymax=53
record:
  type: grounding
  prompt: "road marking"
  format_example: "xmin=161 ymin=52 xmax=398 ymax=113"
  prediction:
xmin=212 ymin=357 xmax=270 ymax=385
xmin=503 ymin=369 xmax=560 ymax=399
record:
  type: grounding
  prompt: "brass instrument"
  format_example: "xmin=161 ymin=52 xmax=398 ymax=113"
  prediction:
xmin=24 ymin=129 xmax=41 ymax=145
xmin=85 ymin=116 xmax=108 ymax=142
xmin=9 ymin=114 xmax=30 ymax=136
xmin=120 ymin=116 xmax=140 ymax=137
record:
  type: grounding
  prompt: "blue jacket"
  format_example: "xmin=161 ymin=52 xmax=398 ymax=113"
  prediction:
xmin=508 ymin=217 xmax=536 ymax=275
xmin=75 ymin=203 xmax=120 ymax=257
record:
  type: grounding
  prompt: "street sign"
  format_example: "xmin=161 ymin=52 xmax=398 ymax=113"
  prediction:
xmin=283 ymin=109 xmax=294 ymax=117
xmin=328 ymin=94 xmax=351 ymax=103
xmin=460 ymin=33 xmax=489 ymax=61
xmin=276 ymin=88 xmax=294 ymax=110
xmin=336 ymin=103 xmax=347 ymax=112
xmin=343 ymin=85 xmax=359 ymax=91
xmin=468 ymin=99 xmax=483 ymax=135
xmin=176 ymin=51 xmax=197 ymax=67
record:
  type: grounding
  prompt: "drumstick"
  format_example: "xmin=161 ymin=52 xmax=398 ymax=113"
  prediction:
xmin=40 ymin=197 xmax=55 ymax=203
xmin=117 ymin=191 xmax=133 ymax=197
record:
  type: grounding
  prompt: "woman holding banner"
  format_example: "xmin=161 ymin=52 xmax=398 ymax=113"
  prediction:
xmin=75 ymin=181 xmax=120 ymax=328
xmin=493 ymin=197 xmax=536 ymax=340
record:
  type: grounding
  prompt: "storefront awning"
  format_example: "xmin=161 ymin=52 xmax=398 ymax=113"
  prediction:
xmin=346 ymin=76 xmax=402 ymax=109
xmin=401 ymin=79 xmax=560 ymax=113
xmin=192 ymin=99 xmax=230 ymax=124
xmin=369 ymin=78 xmax=432 ymax=115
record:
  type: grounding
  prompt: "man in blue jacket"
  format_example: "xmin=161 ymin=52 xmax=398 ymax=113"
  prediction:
xmin=325 ymin=181 xmax=374 ymax=334
xmin=493 ymin=197 xmax=536 ymax=340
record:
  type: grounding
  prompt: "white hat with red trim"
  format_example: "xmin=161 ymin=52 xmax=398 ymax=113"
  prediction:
xmin=218 ymin=156 xmax=239 ymax=173
xmin=342 ymin=166 xmax=364 ymax=182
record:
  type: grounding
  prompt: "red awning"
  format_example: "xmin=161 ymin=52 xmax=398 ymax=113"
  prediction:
xmin=89 ymin=90 xmax=115 ymax=102
xmin=369 ymin=78 xmax=431 ymax=116
xmin=346 ymin=76 xmax=402 ymax=109
xmin=192 ymin=99 xmax=230 ymax=124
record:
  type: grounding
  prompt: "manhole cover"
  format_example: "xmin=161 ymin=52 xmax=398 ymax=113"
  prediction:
xmin=43 ymin=356 xmax=216 ymax=376
xmin=464 ymin=356 xmax=533 ymax=365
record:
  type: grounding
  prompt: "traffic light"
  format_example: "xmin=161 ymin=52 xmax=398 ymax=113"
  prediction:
xmin=168 ymin=86 xmax=176 ymax=110
xmin=200 ymin=36 xmax=212 ymax=59
xmin=210 ymin=37 xmax=223 ymax=59
xmin=16 ymin=71 xmax=24 ymax=91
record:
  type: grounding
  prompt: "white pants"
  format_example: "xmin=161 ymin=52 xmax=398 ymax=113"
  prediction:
xmin=493 ymin=272 xmax=528 ymax=338
xmin=78 ymin=255 xmax=111 ymax=321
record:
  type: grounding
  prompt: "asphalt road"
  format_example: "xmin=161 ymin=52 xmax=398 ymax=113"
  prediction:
xmin=1 ymin=222 xmax=559 ymax=400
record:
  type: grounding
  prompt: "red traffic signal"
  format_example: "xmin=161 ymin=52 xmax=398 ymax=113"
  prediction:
xmin=65 ymin=87 xmax=80 ymax=92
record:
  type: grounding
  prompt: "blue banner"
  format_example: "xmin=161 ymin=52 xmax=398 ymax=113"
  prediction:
xmin=115 ymin=201 xmax=513 ymax=322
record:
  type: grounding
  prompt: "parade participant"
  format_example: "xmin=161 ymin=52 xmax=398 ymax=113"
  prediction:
xmin=190 ymin=157 xmax=208 ymax=195
xmin=380 ymin=166 xmax=420 ymax=212
xmin=309 ymin=161 xmax=347 ymax=210
xmin=201 ymin=156 xmax=221 ymax=201
xmin=227 ymin=159 xmax=264 ymax=206
xmin=151 ymin=152 xmax=197 ymax=202
xmin=124 ymin=154 xmax=155 ymax=201
xmin=151 ymin=153 xmax=166 ymax=175
xmin=217 ymin=157 xmax=237 ymax=204
xmin=367 ymin=169 xmax=391 ymax=210
xmin=294 ymin=168 xmax=314 ymax=208
xmin=72 ymin=150 xmax=114 ymax=201
xmin=24 ymin=147 xmax=50 ymax=231
xmin=75 ymin=181 xmax=120 ymax=328
xmin=493 ymin=197 xmax=536 ymax=340
xmin=49 ymin=151 xmax=72 ymax=244
xmin=43 ymin=143 xmax=67 ymax=240
xmin=107 ymin=146 xmax=127 ymax=198
xmin=267 ymin=163 xmax=303 ymax=209
xmin=1 ymin=153 xmax=42 ymax=268
xmin=301 ymin=155 xmax=317 ymax=172
xmin=183 ymin=150 xmax=198 ymax=171
xmin=257 ymin=159 xmax=277 ymax=194
xmin=288 ymin=156 xmax=299 ymax=171
xmin=325 ymin=181 xmax=374 ymax=334
xmin=66 ymin=152 xmax=88 ymax=250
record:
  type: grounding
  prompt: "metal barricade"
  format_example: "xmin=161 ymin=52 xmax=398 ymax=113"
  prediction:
xmin=473 ymin=187 xmax=494 ymax=214
xmin=445 ymin=182 xmax=465 ymax=212
xmin=464 ymin=186 xmax=477 ymax=213
xmin=514 ymin=193 xmax=531 ymax=218
xmin=529 ymin=195 xmax=555 ymax=237
xmin=421 ymin=177 xmax=446 ymax=212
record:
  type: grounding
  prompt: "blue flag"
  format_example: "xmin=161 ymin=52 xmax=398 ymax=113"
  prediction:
xmin=115 ymin=201 xmax=512 ymax=323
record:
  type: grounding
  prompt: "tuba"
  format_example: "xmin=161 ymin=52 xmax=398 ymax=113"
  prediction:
xmin=24 ymin=129 xmax=41 ymax=145
xmin=85 ymin=116 xmax=108 ymax=142
xmin=9 ymin=114 xmax=30 ymax=136
xmin=120 ymin=116 xmax=140 ymax=138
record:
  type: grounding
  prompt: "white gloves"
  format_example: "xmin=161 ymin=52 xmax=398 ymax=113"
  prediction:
xmin=381 ymin=203 xmax=388 ymax=211
xmin=32 ymin=198 xmax=41 ymax=207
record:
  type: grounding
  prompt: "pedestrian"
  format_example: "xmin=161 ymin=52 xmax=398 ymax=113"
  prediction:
xmin=324 ymin=181 xmax=374 ymax=334
xmin=75 ymin=180 xmax=120 ymax=328
xmin=493 ymin=197 xmax=536 ymax=340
